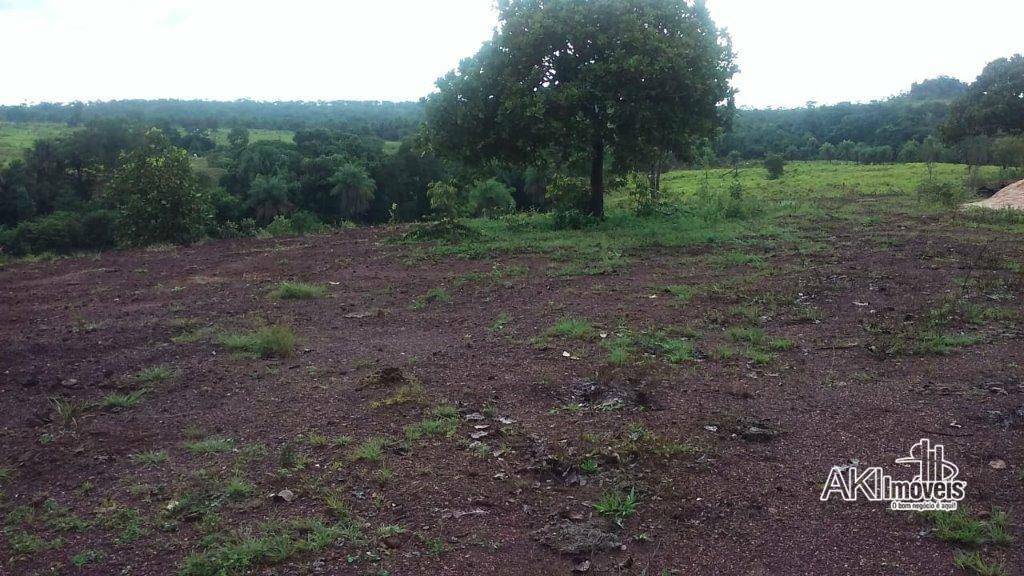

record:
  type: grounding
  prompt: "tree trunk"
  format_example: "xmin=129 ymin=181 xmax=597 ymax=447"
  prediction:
xmin=588 ymin=135 xmax=605 ymax=218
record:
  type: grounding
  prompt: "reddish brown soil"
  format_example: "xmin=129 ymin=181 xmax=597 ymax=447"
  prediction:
xmin=1 ymin=205 xmax=1022 ymax=576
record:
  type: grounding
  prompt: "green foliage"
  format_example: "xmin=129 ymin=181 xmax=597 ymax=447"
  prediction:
xmin=130 ymin=450 xmax=169 ymax=467
xmin=328 ymin=162 xmax=376 ymax=219
xmin=925 ymin=507 xmax=1013 ymax=546
xmin=184 ymin=436 xmax=235 ymax=455
xmin=179 ymin=518 xmax=362 ymax=576
xmin=467 ymin=179 xmax=516 ymax=217
xmin=593 ymin=488 xmax=638 ymax=524
xmin=351 ymin=437 xmax=389 ymax=463
xmin=219 ymin=325 xmax=296 ymax=358
xmin=100 ymin=389 xmax=147 ymax=410
xmin=410 ymin=287 xmax=451 ymax=309
xmin=136 ymin=365 xmax=176 ymax=383
xmin=944 ymin=54 xmax=1024 ymax=140
xmin=107 ymin=133 xmax=211 ymax=246
xmin=953 ymin=551 xmax=1008 ymax=576
xmin=764 ymin=153 xmax=785 ymax=179
xmin=547 ymin=317 xmax=594 ymax=339
xmin=0 ymin=210 xmax=117 ymax=255
xmin=426 ymin=181 xmax=467 ymax=218
xmin=425 ymin=0 xmax=736 ymax=217
xmin=245 ymin=173 xmax=294 ymax=225
xmin=262 ymin=211 xmax=327 ymax=237
xmin=270 ymin=281 xmax=327 ymax=300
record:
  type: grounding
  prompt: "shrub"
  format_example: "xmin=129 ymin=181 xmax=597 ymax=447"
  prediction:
xmin=288 ymin=211 xmax=325 ymax=234
xmin=263 ymin=211 xmax=326 ymax=237
xmin=329 ymin=162 xmax=376 ymax=219
xmin=79 ymin=210 xmax=118 ymax=250
xmin=427 ymin=181 xmax=468 ymax=218
xmin=107 ymin=136 xmax=212 ymax=246
xmin=552 ymin=208 xmax=598 ymax=230
xmin=467 ymin=179 xmax=516 ymax=217
xmin=764 ymin=154 xmax=785 ymax=179
xmin=545 ymin=174 xmax=589 ymax=212
xmin=4 ymin=211 xmax=83 ymax=255
xmin=917 ymin=179 xmax=965 ymax=208
xmin=263 ymin=214 xmax=295 ymax=237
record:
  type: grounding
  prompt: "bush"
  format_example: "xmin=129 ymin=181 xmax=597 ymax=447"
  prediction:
xmin=264 ymin=215 xmax=296 ymax=237
xmin=764 ymin=154 xmax=785 ymax=179
xmin=263 ymin=212 xmax=326 ymax=237
xmin=427 ymin=181 xmax=468 ymax=218
xmin=3 ymin=212 xmax=84 ymax=255
xmin=552 ymin=208 xmax=598 ymax=230
xmin=917 ymin=179 xmax=965 ymax=208
xmin=107 ymin=138 xmax=212 ymax=246
xmin=467 ymin=179 xmax=516 ymax=217
xmin=288 ymin=211 xmax=326 ymax=235
xmin=545 ymin=175 xmax=589 ymax=212
xmin=79 ymin=210 xmax=118 ymax=250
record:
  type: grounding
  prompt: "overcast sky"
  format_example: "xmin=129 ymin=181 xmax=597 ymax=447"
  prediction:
xmin=0 ymin=0 xmax=1021 ymax=109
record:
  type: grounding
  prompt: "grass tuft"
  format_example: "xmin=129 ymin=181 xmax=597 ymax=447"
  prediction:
xmin=270 ymin=281 xmax=327 ymax=300
xmin=219 ymin=326 xmax=296 ymax=358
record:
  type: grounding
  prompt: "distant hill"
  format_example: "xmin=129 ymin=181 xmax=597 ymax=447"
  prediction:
xmin=717 ymin=77 xmax=968 ymax=159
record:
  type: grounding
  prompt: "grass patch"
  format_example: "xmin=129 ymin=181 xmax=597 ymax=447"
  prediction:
xmin=100 ymin=389 xmax=147 ymax=410
xmin=50 ymin=396 xmax=85 ymax=426
xmin=604 ymin=327 xmax=698 ymax=364
xmin=925 ymin=507 xmax=1013 ymax=547
xmin=954 ymin=550 xmax=1008 ymax=576
xmin=664 ymin=285 xmax=697 ymax=302
xmin=270 ymin=281 xmax=327 ymax=300
xmin=547 ymin=317 xmax=595 ymax=339
xmin=135 ymin=365 xmax=177 ymax=383
xmin=404 ymin=406 xmax=460 ymax=441
xmin=593 ymin=488 xmax=638 ymax=525
xmin=410 ymin=287 xmax=452 ymax=310
xmin=130 ymin=450 xmax=168 ymax=467
xmin=185 ymin=437 xmax=235 ymax=455
xmin=219 ymin=325 xmax=296 ymax=358
xmin=351 ymin=437 xmax=389 ymax=463
xmin=179 ymin=518 xmax=362 ymax=576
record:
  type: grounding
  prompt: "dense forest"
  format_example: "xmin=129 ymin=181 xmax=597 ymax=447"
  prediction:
xmin=0 ymin=100 xmax=423 ymax=141
xmin=1 ymin=57 xmax=1022 ymax=256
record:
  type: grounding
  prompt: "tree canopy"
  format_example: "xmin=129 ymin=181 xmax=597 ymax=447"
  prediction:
xmin=943 ymin=54 xmax=1024 ymax=141
xmin=425 ymin=0 xmax=736 ymax=217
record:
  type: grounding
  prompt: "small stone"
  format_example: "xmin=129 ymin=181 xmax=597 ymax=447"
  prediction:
xmin=988 ymin=460 xmax=1007 ymax=470
xmin=741 ymin=426 xmax=777 ymax=442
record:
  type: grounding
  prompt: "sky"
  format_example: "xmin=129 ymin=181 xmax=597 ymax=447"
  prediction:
xmin=0 ymin=0 xmax=1021 ymax=109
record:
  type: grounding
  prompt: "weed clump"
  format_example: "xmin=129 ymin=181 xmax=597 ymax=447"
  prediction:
xmin=270 ymin=281 xmax=326 ymax=300
xmin=219 ymin=326 xmax=296 ymax=358
xmin=402 ymin=220 xmax=482 ymax=243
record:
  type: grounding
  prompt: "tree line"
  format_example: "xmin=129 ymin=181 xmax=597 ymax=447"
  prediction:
xmin=1 ymin=1 xmax=1021 ymax=257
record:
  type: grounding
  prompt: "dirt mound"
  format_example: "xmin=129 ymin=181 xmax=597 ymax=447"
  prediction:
xmin=967 ymin=179 xmax=1024 ymax=210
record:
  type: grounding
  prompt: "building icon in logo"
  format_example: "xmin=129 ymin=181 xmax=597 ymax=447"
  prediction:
xmin=895 ymin=438 xmax=960 ymax=483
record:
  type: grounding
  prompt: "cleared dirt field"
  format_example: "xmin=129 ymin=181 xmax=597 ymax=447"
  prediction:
xmin=1 ymin=175 xmax=1022 ymax=575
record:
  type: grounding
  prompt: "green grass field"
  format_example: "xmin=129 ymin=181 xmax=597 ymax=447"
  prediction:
xmin=208 ymin=127 xmax=294 ymax=146
xmin=0 ymin=122 xmax=74 ymax=166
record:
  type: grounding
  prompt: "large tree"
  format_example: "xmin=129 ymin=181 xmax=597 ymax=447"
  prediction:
xmin=943 ymin=54 xmax=1024 ymax=142
xmin=425 ymin=0 xmax=736 ymax=217
xmin=106 ymin=132 xmax=211 ymax=245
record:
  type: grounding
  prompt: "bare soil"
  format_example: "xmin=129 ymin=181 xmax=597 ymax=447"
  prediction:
xmin=1 ymin=200 xmax=1022 ymax=575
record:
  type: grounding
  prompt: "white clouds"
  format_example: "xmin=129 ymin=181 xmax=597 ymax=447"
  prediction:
xmin=0 ymin=0 xmax=1020 ymax=107
xmin=0 ymin=0 xmax=498 ymax=104
xmin=705 ymin=0 xmax=1024 ymax=108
